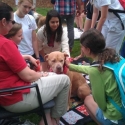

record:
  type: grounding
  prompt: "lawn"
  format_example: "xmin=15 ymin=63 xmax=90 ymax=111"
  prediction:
xmin=20 ymin=7 xmax=97 ymax=125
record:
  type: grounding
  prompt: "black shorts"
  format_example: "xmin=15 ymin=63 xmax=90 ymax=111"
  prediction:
xmin=86 ymin=2 xmax=100 ymax=20
xmin=86 ymin=2 xmax=93 ymax=19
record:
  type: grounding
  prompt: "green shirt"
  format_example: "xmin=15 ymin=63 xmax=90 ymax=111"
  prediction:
xmin=69 ymin=64 xmax=122 ymax=120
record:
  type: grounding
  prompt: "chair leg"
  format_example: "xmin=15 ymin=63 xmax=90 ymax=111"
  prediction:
xmin=36 ymin=85 xmax=48 ymax=125
xmin=41 ymin=111 xmax=48 ymax=125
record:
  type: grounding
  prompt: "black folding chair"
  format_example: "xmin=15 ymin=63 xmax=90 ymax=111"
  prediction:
xmin=0 ymin=83 xmax=55 ymax=125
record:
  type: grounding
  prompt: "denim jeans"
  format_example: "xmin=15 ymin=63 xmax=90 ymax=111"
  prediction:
xmin=96 ymin=108 xmax=125 ymax=125
xmin=60 ymin=14 xmax=75 ymax=49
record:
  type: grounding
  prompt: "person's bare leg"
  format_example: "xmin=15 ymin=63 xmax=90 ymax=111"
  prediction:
xmin=51 ymin=118 xmax=60 ymax=125
xmin=39 ymin=112 xmax=53 ymax=125
xmin=75 ymin=16 xmax=79 ymax=29
xmin=84 ymin=95 xmax=101 ymax=125
xmin=79 ymin=13 xmax=86 ymax=31
xmin=78 ymin=16 xmax=83 ymax=31
xmin=73 ymin=49 xmax=83 ymax=60
xmin=83 ymin=18 xmax=91 ymax=32
xmin=74 ymin=18 xmax=92 ymax=60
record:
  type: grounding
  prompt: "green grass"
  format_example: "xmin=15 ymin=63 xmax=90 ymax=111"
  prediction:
xmin=36 ymin=7 xmax=52 ymax=16
xmin=20 ymin=8 xmax=97 ymax=125
xmin=71 ymin=39 xmax=81 ymax=57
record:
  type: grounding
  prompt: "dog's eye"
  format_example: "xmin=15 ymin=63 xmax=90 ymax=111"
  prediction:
xmin=52 ymin=60 xmax=56 ymax=62
xmin=60 ymin=60 xmax=63 ymax=62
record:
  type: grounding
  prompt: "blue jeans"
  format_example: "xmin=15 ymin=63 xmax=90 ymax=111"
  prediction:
xmin=40 ymin=55 xmax=44 ymax=62
xmin=120 ymin=40 xmax=125 ymax=58
xmin=96 ymin=108 xmax=125 ymax=125
xmin=60 ymin=14 xmax=75 ymax=49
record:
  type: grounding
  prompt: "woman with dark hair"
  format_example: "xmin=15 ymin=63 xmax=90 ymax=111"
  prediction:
xmin=65 ymin=29 xmax=125 ymax=125
xmin=0 ymin=2 xmax=70 ymax=125
xmin=37 ymin=9 xmax=70 ymax=71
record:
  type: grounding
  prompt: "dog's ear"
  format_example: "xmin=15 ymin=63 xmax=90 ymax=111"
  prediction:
xmin=44 ymin=54 xmax=49 ymax=62
xmin=38 ymin=16 xmax=46 ymax=28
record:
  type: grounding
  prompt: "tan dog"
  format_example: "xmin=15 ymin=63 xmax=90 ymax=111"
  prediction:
xmin=44 ymin=51 xmax=91 ymax=101
xmin=33 ymin=11 xmax=46 ymax=29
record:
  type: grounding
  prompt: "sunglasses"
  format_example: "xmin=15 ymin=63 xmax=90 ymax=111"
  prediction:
xmin=9 ymin=20 xmax=16 ymax=24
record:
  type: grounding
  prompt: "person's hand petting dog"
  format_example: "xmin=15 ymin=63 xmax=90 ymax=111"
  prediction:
xmin=65 ymin=57 xmax=71 ymax=68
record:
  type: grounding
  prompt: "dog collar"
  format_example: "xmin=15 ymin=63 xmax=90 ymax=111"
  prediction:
xmin=63 ymin=64 xmax=68 ymax=74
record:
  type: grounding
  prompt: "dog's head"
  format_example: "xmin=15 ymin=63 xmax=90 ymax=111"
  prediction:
xmin=45 ymin=51 xmax=68 ymax=74
xmin=37 ymin=16 xmax=46 ymax=29
xmin=33 ymin=11 xmax=46 ymax=29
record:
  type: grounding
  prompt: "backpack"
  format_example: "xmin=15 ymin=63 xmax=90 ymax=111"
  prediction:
xmin=108 ymin=0 xmax=125 ymax=30
xmin=119 ymin=0 xmax=125 ymax=9
xmin=91 ymin=57 xmax=125 ymax=121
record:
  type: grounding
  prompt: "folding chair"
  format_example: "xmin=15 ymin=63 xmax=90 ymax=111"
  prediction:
xmin=0 ymin=83 xmax=55 ymax=125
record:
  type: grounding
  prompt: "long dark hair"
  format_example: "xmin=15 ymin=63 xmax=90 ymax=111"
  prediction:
xmin=43 ymin=9 xmax=63 ymax=43
xmin=80 ymin=28 xmax=120 ymax=71
xmin=0 ymin=2 xmax=13 ymax=21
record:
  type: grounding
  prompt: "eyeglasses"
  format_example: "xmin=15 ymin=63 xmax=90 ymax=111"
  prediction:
xmin=9 ymin=20 xmax=16 ymax=24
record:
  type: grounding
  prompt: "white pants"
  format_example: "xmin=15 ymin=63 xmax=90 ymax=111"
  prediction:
xmin=3 ymin=73 xmax=70 ymax=118
xmin=101 ymin=18 xmax=125 ymax=54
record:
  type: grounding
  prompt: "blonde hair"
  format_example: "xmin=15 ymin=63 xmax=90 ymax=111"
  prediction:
xmin=18 ymin=0 xmax=33 ymax=5
xmin=5 ymin=23 xmax=22 ymax=38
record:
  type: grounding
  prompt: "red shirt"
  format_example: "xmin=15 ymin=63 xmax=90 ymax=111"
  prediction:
xmin=0 ymin=35 xmax=30 ymax=106
xmin=48 ymin=33 xmax=56 ymax=47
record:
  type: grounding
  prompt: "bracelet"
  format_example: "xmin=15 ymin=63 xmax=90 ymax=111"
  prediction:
xmin=36 ymin=57 xmax=40 ymax=59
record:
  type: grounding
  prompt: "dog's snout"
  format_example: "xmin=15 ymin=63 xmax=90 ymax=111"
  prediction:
xmin=56 ymin=65 xmax=61 ymax=70
xmin=55 ymin=64 xmax=63 ymax=74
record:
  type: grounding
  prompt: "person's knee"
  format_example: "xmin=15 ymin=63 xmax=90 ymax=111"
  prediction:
xmin=56 ymin=74 xmax=70 ymax=84
xmin=84 ymin=95 xmax=92 ymax=106
xmin=61 ymin=75 xmax=70 ymax=85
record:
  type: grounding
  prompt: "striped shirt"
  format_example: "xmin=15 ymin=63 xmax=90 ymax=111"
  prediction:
xmin=54 ymin=0 xmax=76 ymax=15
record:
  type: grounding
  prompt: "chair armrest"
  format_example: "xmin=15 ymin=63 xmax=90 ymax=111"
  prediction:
xmin=0 ymin=84 xmax=37 ymax=93
xmin=0 ymin=84 xmax=44 ymax=109
xmin=0 ymin=84 xmax=43 ymax=109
